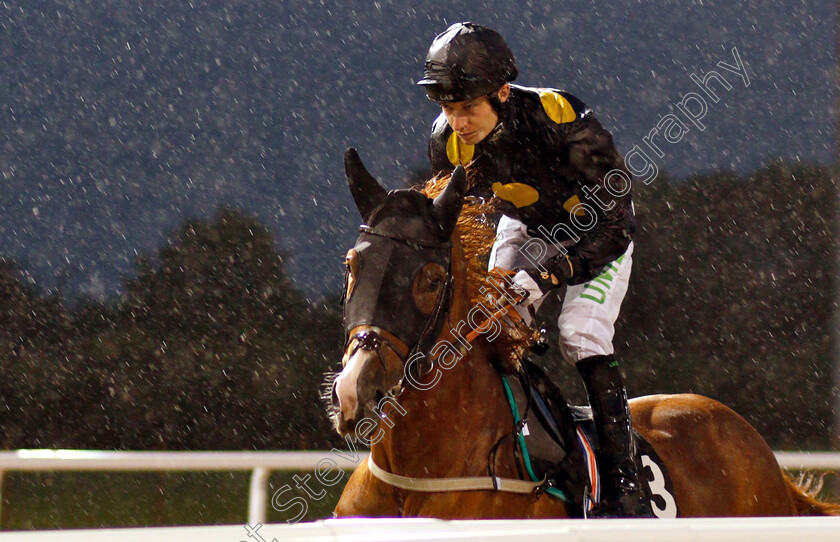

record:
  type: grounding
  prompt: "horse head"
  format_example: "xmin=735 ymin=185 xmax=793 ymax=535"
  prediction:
xmin=328 ymin=148 xmax=467 ymax=436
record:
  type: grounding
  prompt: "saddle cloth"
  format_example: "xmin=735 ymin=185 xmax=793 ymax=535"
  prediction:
xmin=502 ymin=359 xmax=680 ymax=518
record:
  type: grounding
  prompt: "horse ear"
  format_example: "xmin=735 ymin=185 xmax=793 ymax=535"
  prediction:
xmin=432 ymin=165 xmax=467 ymax=238
xmin=345 ymin=148 xmax=387 ymax=223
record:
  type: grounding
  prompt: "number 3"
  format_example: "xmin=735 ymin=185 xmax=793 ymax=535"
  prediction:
xmin=641 ymin=454 xmax=677 ymax=518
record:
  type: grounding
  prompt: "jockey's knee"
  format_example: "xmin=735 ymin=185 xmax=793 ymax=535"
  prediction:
xmin=557 ymin=322 xmax=581 ymax=365
xmin=557 ymin=322 xmax=613 ymax=366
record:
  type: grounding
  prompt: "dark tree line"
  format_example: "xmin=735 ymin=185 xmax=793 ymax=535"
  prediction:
xmin=532 ymin=161 xmax=837 ymax=450
xmin=0 ymin=161 xmax=836 ymax=451
xmin=622 ymin=160 xmax=837 ymax=449
xmin=0 ymin=208 xmax=343 ymax=450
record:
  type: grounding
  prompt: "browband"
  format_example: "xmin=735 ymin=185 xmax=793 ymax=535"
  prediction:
xmin=359 ymin=225 xmax=452 ymax=249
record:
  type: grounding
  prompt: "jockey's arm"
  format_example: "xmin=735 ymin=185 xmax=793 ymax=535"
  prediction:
xmin=540 ymin=112 xmax=636 ymax=286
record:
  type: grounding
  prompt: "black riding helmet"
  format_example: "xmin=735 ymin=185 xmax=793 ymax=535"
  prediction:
xmin=417 ymin=22 xmax=518 ymax=103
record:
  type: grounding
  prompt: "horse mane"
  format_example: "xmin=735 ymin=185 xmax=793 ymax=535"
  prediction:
xmin=420 ymin=173 xmax=535 ymax=372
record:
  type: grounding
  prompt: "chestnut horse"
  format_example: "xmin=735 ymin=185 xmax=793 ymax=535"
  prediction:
xmin=328 ymin=148 xmax=839 ymax=519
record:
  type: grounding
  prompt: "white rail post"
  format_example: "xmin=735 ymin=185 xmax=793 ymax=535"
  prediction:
xmin=0 ymin=469 xmax=4 ymax=529
xmin=248 ymin=467 xmax=270 ymax=525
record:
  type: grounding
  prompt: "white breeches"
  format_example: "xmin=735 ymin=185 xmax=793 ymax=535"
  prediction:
xmin=488 ymin=215 xmax=633 ymax=364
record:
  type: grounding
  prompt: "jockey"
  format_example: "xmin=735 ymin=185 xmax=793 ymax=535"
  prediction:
xmin=418 ymin=22 xmax=651 ymax=518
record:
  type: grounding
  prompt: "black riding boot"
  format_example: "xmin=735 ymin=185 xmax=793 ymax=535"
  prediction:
xmin=577 ymin=354 xmax=653 ymax=518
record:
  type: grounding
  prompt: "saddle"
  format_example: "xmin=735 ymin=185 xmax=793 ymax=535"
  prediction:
xmin=502 ymin=359 xmax=680 ymax=518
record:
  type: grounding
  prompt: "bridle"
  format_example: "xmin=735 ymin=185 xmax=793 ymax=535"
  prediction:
xmin=340 ymin=223 xmax=552 ymax=499
xmin=342 ymin=224 xmax=454 ymax=398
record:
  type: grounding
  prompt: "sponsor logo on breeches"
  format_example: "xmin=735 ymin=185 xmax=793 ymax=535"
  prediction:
xmin=579 ymin=255 xmax=625 ymax=304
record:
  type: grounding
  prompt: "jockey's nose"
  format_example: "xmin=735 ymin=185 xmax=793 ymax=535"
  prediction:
xmin=451 ymin=114 xmax=469 ymax=132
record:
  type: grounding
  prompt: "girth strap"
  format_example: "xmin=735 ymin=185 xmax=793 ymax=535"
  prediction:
xmin=367 ymin=454 xmax=545 ymax=494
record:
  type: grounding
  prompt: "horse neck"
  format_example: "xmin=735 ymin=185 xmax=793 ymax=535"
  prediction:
xmin=375 ymin=344 xmax=513 ymax=479
xmin=374 ymin=236 xmax=516 ymax=478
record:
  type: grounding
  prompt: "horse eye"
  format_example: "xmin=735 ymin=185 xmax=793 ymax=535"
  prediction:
xmin=344 ymin=250 xmax=359 ymax=301
xmin=413 ymin=263 xmax=446 ymax=315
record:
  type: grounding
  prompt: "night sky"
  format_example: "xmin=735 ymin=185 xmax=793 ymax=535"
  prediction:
xmin=0 ymin=0 xmax=835 ymax=299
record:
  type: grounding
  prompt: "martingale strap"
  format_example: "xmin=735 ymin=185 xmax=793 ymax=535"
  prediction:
xmin=366 ymin=454 xmax=545 ymax=494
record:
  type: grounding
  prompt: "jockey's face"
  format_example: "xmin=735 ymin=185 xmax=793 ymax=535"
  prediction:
xmin=440 ymin=84 xmax=510 ymax=145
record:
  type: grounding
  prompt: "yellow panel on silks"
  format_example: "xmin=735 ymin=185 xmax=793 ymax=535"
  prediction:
xmin=562 ymin=195 xmax=587 ymax=216
xmin=491 ymin=181 xmax=540 ymax=208
xmin=536 ymin=89 xmax=578 ymax=124
xmin=446 ymin=132 xmax=475 ymax=166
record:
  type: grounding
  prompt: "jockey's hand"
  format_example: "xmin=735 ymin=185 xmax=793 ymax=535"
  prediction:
xmin=488 ymin=266 xmax=553 ymax=306
xmin=484 ymin=268 xmax=550 ymax=327
xmin=512 ymin=269 xmax=552 ymax=306
xmin=518 ymin=251 xmax=575 ymax=293
xmin=485 ymin=267 xmax=525 ymax=309
xmin=503 ymin=270 xmax=546 ymax=326
xmin=480 ymin=268 xmax=528 ymax=327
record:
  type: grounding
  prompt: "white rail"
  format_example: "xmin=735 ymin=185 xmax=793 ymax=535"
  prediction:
xmin=1 ymin=517 xmax=840 ymax=542
xmin=0 ymin=449 xmax=361 ymax=471
xmin=276 ymin=517 xmax=840 ymax=541
xmin=0 ymin=450 xmax=362 ymax=526
xmin=0 ymin=450 xmax=835 ymax=525
xmin=773 ymin=451 xmax=840 ymax=470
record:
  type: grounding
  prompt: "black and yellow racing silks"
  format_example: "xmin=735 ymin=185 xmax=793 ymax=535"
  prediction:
xmin=427 ymin=84 xmax=636 ymax=285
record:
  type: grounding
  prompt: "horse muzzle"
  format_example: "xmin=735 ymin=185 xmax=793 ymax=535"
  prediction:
xmin=332 ymin=329 xmax=403 ymax=436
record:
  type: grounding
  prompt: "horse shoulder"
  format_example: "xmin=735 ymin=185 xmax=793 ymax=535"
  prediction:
xmin=334 ymin=458 xmax=402 ymax=518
